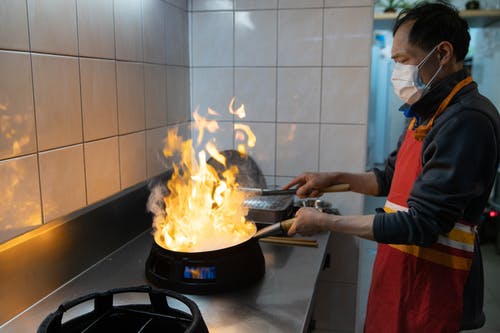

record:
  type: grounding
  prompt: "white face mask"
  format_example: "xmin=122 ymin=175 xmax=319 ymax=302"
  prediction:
xmin=391 ymin=46 xmax=443 ymax=105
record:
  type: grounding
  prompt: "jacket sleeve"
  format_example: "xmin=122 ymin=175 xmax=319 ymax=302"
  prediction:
xmin=373 ymin=110 xmax=499 ymax=246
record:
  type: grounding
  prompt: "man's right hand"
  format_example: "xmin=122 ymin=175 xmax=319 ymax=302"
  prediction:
xmin=282 ymin=172 xmax=337 ymax=198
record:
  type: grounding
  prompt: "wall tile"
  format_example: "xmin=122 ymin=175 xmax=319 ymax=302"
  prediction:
xmin=278 ymin=0 xmax=323 ymax=8
xmin=114 ymin=0 xmax=143 ymax=61
xmin=277 ymin=67 xmax=321 ymax=123
xmin=145 ymin=64 xmax=168 ymax=129
xmin=0 ymin=0 xmax=30 ymax=51
xmin=146 ymin=127 xmax=168 ymax=177
xmin=84 ymin=137 xmax=120 ymax=204
xmin=116 ymin=61 xmax=145 ymax=134
xmin=39 ymin=145 xmax=86 ymax=222
xmin=167 ymin=66 xmax=190 ymax=124
xmin=314 ymin=281 xmax=357 ymax=331
xmin=235 ymin=10 xmax=277 ymax=66
xmin=80 ymin=58 xmax=118 ymax=141
xmin=193 ymin=121 xmax=234 ymax=155
xmin=276 ymin=123 xmax=319 ymax=177
xmin=323 ymin=7 xmax=373 ymax=66
xmin=166 ymin=4 xmax=189 ymax=66
xmin=167 ymin=0 xmax=188 ymax=10
xmin=143 ymin=0 xmax=167 ymax=64
xmin=235 ymin=67 xmax=276 ymax=122
xmin=191 ymin=12 xmax=233 ymax=66
xmin=238 ymin=122 xmax=275 ymax=176
xmin=192 ymin=0 xmax=233 ymax=10
xmin=319 ymin=124 xmax=366 ymax=172
xmin=278 ymin=9 xmax=323 ymax=66
xmin=0 ymin=51 xmax=36 ymax=159
xmin=235 ymin=0 xmax=278 ymax=9
xmin=325 ymin=0 xmax=373 ymax=6
xmin=191 ymin=67 xmax=234 ymax=121
xmin=77 ymin=0 xmax=115 ymax=59
xmin=32 ymin=54 xmax=82 ymax=151
xmin=0 ymin=155 xmax=41 ymax=243
xmin=119 ymin=131 xmax=147 ymax=188
xmin=27 ymin=0 xmax=78 ymax=55
xmin=322 ymin=67 xmax=370 ymax=124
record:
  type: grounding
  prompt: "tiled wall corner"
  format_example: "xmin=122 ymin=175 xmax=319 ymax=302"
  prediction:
xmin=0 ymin=0 xmax=190 ymax=243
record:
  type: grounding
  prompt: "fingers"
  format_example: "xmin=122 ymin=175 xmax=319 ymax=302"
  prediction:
xmin=282 ymin=176 xmax=305 ymax=190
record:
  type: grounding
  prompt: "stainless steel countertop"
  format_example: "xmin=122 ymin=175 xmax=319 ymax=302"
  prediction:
xmin=1 ymin=230 xmax=330 ymax=333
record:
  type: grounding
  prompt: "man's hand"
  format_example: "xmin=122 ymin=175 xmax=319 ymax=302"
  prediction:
xmin=282 ymin=172 xmax=335 ymax=198
xmin=287 ymin=207 xmax=328 ymax=236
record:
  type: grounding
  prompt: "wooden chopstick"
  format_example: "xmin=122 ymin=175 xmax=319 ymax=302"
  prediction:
xmin=259 ymin=236 xmax=318 ymax=247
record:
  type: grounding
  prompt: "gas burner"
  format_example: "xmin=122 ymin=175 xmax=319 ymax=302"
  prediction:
xmin=146 ymin=236 xmax=265 ymax=295
xmin=38 ymin=285 xmax=208 ymax=333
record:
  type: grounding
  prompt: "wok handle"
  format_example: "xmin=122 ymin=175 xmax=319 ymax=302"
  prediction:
xmin=280 ymin=218 xmax=296 ymax=233
xmin=323 ymin=184 xmax=350 ymax=192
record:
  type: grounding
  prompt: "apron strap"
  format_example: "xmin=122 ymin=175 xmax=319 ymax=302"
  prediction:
xmin=409 ymin=76 xmax=473 ymax=140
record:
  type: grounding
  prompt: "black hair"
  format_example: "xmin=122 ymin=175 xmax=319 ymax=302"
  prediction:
xmin=393 ymin=1 xmax=470 ymax=62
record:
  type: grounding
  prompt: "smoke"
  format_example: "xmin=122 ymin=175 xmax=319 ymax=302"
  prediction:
xmin=147 ymin=180 xmax=168 ymax=233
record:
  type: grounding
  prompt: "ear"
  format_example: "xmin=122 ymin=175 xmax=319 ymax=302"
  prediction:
xmin=437 ymin=41 xmax=454 ymax=65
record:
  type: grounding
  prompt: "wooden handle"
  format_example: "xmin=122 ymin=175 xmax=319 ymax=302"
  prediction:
xmin=323 ymin=184 xmax=350 ymax=193
xmin=280 ymin=218 xmax=296 ymax=233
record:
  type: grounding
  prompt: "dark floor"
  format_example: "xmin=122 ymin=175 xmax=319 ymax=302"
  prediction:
xmin=468 ymin=242 xmax=500 ymax=332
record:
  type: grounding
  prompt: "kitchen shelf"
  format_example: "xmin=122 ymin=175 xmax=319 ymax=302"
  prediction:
xmin=374 ymin=9 xmax=500 ymax=30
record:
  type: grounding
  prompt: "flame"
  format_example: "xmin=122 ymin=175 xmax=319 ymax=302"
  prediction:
xmin=151 ymin=99 xmax=257 ymax=252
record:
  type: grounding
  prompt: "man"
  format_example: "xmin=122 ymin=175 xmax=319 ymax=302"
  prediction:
xmin=284 ymin=2 xmax=500 ymax=332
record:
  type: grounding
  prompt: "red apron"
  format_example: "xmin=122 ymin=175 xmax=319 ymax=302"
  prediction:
xmin=365 ymin=77 xmax=475 ymax=333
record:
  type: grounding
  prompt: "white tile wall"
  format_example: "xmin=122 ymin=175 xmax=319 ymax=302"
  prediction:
xmin=277 ymin=67 xmax=321 ymax=122
xmin=39 ymin=145 xmax=86 ymax=222
xmin=235 ymin=0 xmax=278 ymax=10
xmin=191 ymin=67 xmax=234 ymax=120
xmin=116 ymin=61 xmax=146 ymax=134
xmin=143 ymin=0 xmax=167 ymax=64
xmin=0 ymin=0 xmax=29 ymax=51
xmin=27 ymin=0 xmax=78 ymax=55
xmin=235 ymin=67 xmax=276 ymax=122
xmin=80 ymin=58 xmax=118 ymax=141
xmin=240 ymin=122 xmax=276 ymax=175
xmin=191 ymin=11 xmax=234 ymax=66
xmin=146 ymin=127 xmax=169 ymax=177
xmin=278 ymin=9 xmax=323 ymax=66
xmin=235 ymin=10 xmax=277 ymax=66
xmin=279 ymin=0 xmax=324 ymax=9
xmin=0 ymin=51 xmax=36 ymax=159
xmin=322 ymin=67 xmax=370 ymax=124
xmin=32 ymin=54 xmax=83 ymax=151
xmin=192 ymin=0 xmax=233 ymax=11
xmin=0 ymin=2 xmax=190 ymax=241
xmin=84 ymin=137 xmax=121 ymax=204
xmin=276 ymin=123 xmax=319 ymax=176
xmin=323 ymin=7 xmax=373 ymax=67
xmin=77 ymin=0 xmax=115 ymax=59
xmin=114 ymin=0 xmax=143 ymax=61
xmin=145 ymin=64 xmax=168 ymax=128
xmin=0 ymin=155 xmax=41 ymax=243
xmin=119 ymin=131 xmax=147 ymax=188
xmin=166 ymin=4 xmax=189 ymax=66
xmin=167 ymin=66 xmax=190 ymax=124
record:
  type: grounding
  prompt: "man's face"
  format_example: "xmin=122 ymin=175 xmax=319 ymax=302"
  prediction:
xmin=391 ymin=20 xmax=441 ymax=84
